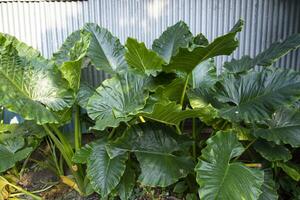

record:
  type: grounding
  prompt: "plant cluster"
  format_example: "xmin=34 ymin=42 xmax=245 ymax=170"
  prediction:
xmin=0 ymin=19 xmax=300 ymax=199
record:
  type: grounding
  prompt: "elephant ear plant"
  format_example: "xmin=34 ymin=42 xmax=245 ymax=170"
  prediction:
xmin=1 ymin=20 xmax=300 ymax=199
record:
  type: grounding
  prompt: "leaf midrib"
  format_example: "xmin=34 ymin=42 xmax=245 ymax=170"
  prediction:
xmin=112 ymin=146 xmax=177 ymax=158
xmin=0 ymin=64 xmax=30 ymax=99
xmin=215 ymin=159 xmax=231 ymax=199
xmin=239 ymin=80 xmax=300 ymax=107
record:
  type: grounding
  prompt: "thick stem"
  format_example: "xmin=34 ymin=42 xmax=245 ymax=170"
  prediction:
xmin=180 ymin=74 xmax=190 ymax=109
xmin=175 ymin=125 xmax=182 ymax=135
xmin=108 ymin=128 xmax=116 ymax=140
xmin=50 ymin=125 xmax=74 ymax=157
xmin=74 ymin=106 xmax=82 ymax=151
xmin=42 ymin=124 xmax=85 ymax=195
xmin=192 ymin=118 xmax=196 ymax=160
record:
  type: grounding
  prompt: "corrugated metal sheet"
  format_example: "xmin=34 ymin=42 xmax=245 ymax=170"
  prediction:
xmin=0 ymin=0 xmax=300 ymax=86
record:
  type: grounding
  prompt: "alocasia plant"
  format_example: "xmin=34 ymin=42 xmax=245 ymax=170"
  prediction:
xmin=0 ymin=19 xmax=300 ymax=199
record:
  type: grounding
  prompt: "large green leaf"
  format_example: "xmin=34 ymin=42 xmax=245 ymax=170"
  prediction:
xmin=224 ymin=34 xmax=300 ymax=73
xmin=0 ymin=34 xmax=74 ymax=124
xmin=73 ymin=140 xmax=128 ymax=197
xmin=113 ymin=163 xmax=136 ymax=200
xmin=191 ymin=59 xmax=217 ymax=88
xmin=0 ymin=33 xmax=40 ymax=59
xmin=76 ymin=83 xmax=96 ymax=109
xmin=52 ymin=30 xmax=89 ymax=65
xmin=87 ymin=142 xmax=128 ymax=197
xmin=223 ymin=55 xmax=254 ymax=74
xmin=195 ymin=131 xmax=264 ymax=200
xmin=0 ymin=137 xmax=32 ymax=172
xmin=0 ymin=121 xmax=46 ymax=141
xmin=255 ymin=33 xmax=300 ymax=66
xmin=125 ymin=38 xmax=164 ymax=76
xmin=0 ymin=121 xmax=46 ymax=173
xmin=187 ymin=88 xmax=219 ymax=124
xmin=164 ymin=20 xmax=243 ymax=73
xmin=73 ymin=143 xmax=92 ymax=164
xmin=84 ymin=23 xmax=127 ymax=74
xmin=87 ymin=72 xmax=148 ymax=130
xmin=108 ymin=123 xmax=194 ymax=187
xmin=253 ymin=140 xmax=292 ymax=162
xmin=56 ymin=31 xmax=90 ymax=91
xmin=258 ymin=169 xmax=278 ymax=200
xmin=252 ymin=108 xmax=300 ymax=147
xmin=141 ymin=101 xmax=214 ymax=127
xmin=152 ymin=21 xmax=192 ymax=63
xmin=217 ymin=69 xmax=300 ymax=122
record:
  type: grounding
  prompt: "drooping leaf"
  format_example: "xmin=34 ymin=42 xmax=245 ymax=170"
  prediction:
xmin=195 ymin=131 xmax=264 ymax=200
xmin=76 ymin=83 xmax=96 ymax=109
xmin=164 ymin=20 xmax=243 ymax=73
xmin=191 ymin=59 xmax=217 ymax=88
xmin=125 ymin=38 xmax=164 ymax=76
xmin=107 ymin=123 xmax=194 ymax=187
xmin=52 ymin=30 xmax=89 ymax=65
xmin=84 ymin=23 xmax=127 ymax=74
xmin=188 ymin=87 xmax=220 ymax=109
xmin=0 ymin=33 xmax=40 ymax=59
xmin=152 ymin=21 xmax=192 ymax=63
xmin=223 ymin=56 xmax=254 ymax=73
xmin=187 ymin=88 xmax=219 ymax=124
xmin=141 ymin=101 xmax=214 ymax=127
xmin=217 ymin=69 xmax=300 ymax=123
xmin=87 ymin=72 xmax=149 ymax=130
xmin=0 ymin=35 xmax=74 ymax=124
xmin=0 ymin=137 xmax=32 ymax=172
xmin=144 ymin=71 xmax=178 ymax=92
xmin=160 ymin=78 xmax=185 ymax=102
xmin=77 ymin=140 xmax=128 ymax=197
xmin=255 ymin=33 xmax=300 ymax=66
xmin=253 ymin=140 xmax=292 ymax=162
xmin=58 ymin=32 xmax=90 ymax=92
xmin=224 ymin=34 xmax=300 ymax=73
xmin=277 ymin=162 xmax=300 ymax=181
xmin=113 ymin=163 xmax=136 ymax=200
xmin=258 ymin=169 xmax=278 ymax=200
xmin=252 ymin=108 xmax=300 ymax=147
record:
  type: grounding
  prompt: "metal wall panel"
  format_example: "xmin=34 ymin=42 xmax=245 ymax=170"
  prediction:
xmin=0 ymin=0 xmax=300 ymax=87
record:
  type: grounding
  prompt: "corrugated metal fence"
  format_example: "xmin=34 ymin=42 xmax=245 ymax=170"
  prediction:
xmin=1 ymin=0 xmax=300 ymax=87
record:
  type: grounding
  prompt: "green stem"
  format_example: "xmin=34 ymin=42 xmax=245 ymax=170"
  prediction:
xmin=20 ymin=153 xmax=32 ymax=178
xmin=175 ymin=125 xmax=182 ymax=135
xmin=42 ymin=125 xmax=85 ymax=194
xmin=0 ymin=106 xmax=4 ymax=123
xmin=108 ymin=128 xmax=116 ymax=139
xmin=234 ymin=139 xmax=257 ymax=161
xmin=0 ymin=177 xmax=42 ymax=200
xmin=74 ymin=106 xmax=82 ymax=151
xmin=48 ymin=139 xmax=64 ymax=176
xmin=50 ymin=125 xmax=74 ymax=156
xmin=192 ymin=118 xmax=196 ymax=160
xmin=180 ymin=74 xmax=190 ymax=109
